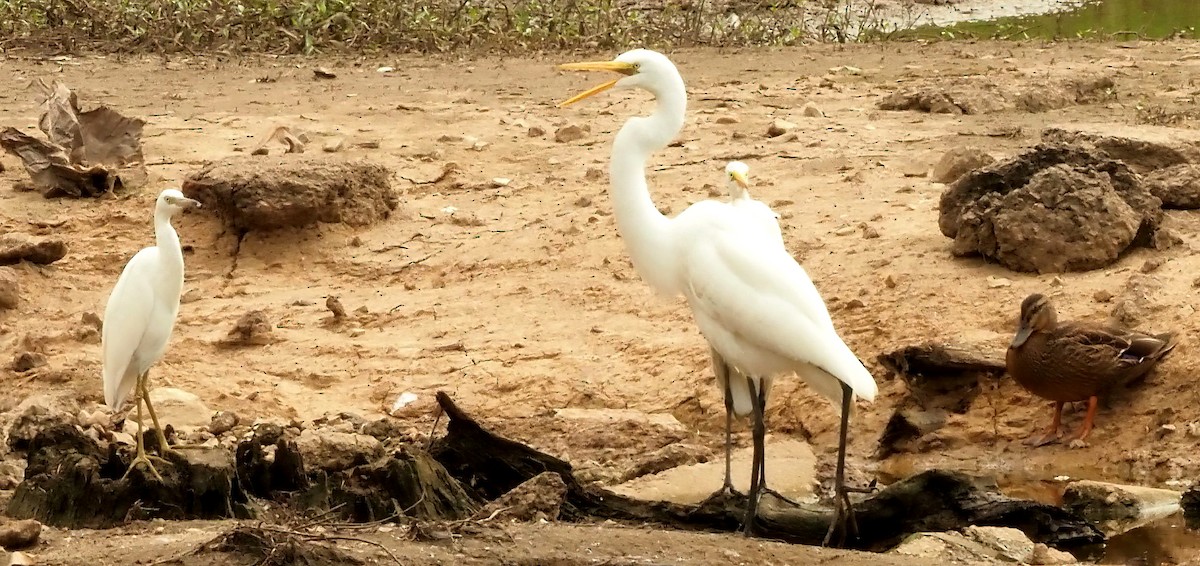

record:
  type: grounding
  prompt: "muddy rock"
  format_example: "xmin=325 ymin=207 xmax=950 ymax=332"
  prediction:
xmin=1064 ymin=479 xmax=1181 ymax=537
xmin=146 ymin=387 xmax=213 ymax=430
xmin=766 ymin=118 xmax=797 ymax=137
xmin=0 ymin=459 xmax=27 ymax=489
xmin=1042 ymin=125 xmax=1200 ymax=172
xmin=6 ymin=396 xmax=77 ymax=453
xmin=222 ymin=310 xmax=275 ymax=346
xmin=471 ymin=471 xmax=568 ymax=522
xmin=939 ymin=144 xmax=1162 ymax=273
xmin=932 ymin=147 xmax=995 ymax=184
xmin=9 ymin=352 xmax=45 ymax=373
xmin=554 ymin=125 xmax=586 ymax=143
xmin=0 ymin=268 xmax=18 ymax=310
xmin=889 ymin=526 xmax=1039 ymax=563
xmin=0 ymin=520 xmax=41 ymax=550
xmin=1030 ymin=543 xmax=1078 ymax=565
xmin=0 ymin=234 xmax=67 ymax=266
xmin=1144 ymin=163 xmax=1200 ymax=209
xmin=619 ymin=443 xmax=713 ymax=483
xmin=208 ymin=411 xmax=240 ymax=436
xmin=181 ymin=156 xmax=397 ymax=232
xmin=295 ymin=429 xmax=382 ymax=472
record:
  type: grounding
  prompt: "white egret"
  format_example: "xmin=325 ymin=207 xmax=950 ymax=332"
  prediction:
xmin=559 ymin=50 xmax=878 ymax=543
xmin=102 ymin=188 xmax=201 ymax=480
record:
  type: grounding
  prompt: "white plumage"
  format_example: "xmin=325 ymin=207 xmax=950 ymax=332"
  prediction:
xmin=560 ymin=49 xmax=876 ymax=542
xmin=101 ymin=188 xmax=201 ymax=479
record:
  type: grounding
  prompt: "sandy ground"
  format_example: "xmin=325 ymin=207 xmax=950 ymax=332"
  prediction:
xmin=3 ymin=39 xmax=1200 ymax=563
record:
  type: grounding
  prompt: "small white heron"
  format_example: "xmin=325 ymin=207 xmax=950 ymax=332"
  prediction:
xmin=102 ymin=188 xmax=201 ymax=480
xmin=558 ymin=50 xmax=878 ymax=543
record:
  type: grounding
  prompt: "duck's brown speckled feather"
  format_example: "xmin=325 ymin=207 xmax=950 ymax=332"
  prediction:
xmin=1007 ymin=322 xmax=1176 ymax=403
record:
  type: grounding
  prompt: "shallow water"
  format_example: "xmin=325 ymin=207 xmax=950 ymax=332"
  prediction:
xmin=916 ymin=0 xmax=1200 ymax=40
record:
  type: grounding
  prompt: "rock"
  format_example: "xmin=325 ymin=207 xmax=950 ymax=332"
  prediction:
xmin=146 ymin=387 xmax=213 ymax=430
xmin=223 ymin=310 xmax=274 ymax=346
xmin=527 ymin=126 xmax=545 ymax=137
xmin=888 ymin=532 xmax=1001 ymax=561
xmin=321 ymin=138 xmax=345 ymax=153
xmin=801 ymin=102 xmax=824 ymax=118
xmin=619 ymin=443 xmax=713 ymax=483
xmin=860 ymin=223 xmax=880 ymax=239
xmin=0 ymin=234 xmax=67 ymax=266
xmin=0 ymin=520 xmax=40 ymax=550
xmin=890 ymin=526 xmax=1041 ymax=563
xmin=932 ymin=147 xmax=995 ymax=184
xmin=1094 ymin=289 xmax=1114 ymax=302
xmin=6 ymin=397 xmax=77 ymax=453
xmin=1030 ymin=543 xmax=1077 ymax=565
xmin=715 ymin=116 xmax=738 ymax=124
xmin=1064 ymin=479 xmax=1181 ymax=537
xmin=939 ymin=144 xmax=1162 ymax=274
xmin=181 ymin=156 xmax=398 ymax=232
xmin=1041 ymin=125 xmax=1200 ymax=173
xmin=326 ymin=296 xmax=346 ymax=319
xmin=470 ymin=471 xmax=568 ymax=522
xmin=1141 ymin=258 xmax=1163 ymax=273
xmin=962 ymin=525 xmax=1034 ymax=562
xmin=295 ymin=429 xmax=383 ymax=472
xmin=1145 ymin=163 xmax=1200 ymax=209
xmin=0 ymin=460 xmax=26 ymax=490
xmin=0 ymin=268 xmax=18 ymax=310
xmin=766 ymin=118 xmax=796 ymax=137
xmin=9 ymin=352 xmax=45 ymax=373
xmin=9 ymin=551 xmax=32 ymax=565
xmin=554 ymin=125 xmax=586 ymax=143
xmin=208 ymin=411 xmax=240 ymax=436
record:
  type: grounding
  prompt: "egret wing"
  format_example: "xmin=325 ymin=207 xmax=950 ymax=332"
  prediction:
xmin=101 ymin=249 xmax=157 ymax=408
xmin=683 ymin=229 xmax=876 ymax=401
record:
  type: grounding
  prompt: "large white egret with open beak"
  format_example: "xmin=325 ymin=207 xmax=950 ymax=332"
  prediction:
xmin=558 ymin=50 xmax=878 ymax=544
xmin=102 ymin=188 xmax=201 ymax=480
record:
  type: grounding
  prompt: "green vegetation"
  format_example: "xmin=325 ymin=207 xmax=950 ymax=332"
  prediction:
xmin=0 ymin=0 xmax=863 ymax=54
xmin=900 ymin=0 xmax=1200 ymax=41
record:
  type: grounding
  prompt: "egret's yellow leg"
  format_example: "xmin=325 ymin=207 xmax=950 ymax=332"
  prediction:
xmin=138 ymin=371 xmax=173 ymax=455
xmin=121 ymin=384 xmax=164 ymax=482
xmin=140 ymin=370 xmax=202 ymax=452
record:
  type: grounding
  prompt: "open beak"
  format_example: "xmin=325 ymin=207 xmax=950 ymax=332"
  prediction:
xmin=730 ymin=171 xmax=750 ymax=190
xmin=1011 ymin=323 xmax=1033 ymax=348
xmin=557 ymin=60 xmax=637 ymax=107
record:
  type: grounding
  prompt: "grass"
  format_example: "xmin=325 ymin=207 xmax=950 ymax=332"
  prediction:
xmin=0 ymin=0 xmax=917 ymax=55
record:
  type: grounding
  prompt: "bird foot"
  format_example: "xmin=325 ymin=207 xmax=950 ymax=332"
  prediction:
xmin=760 ymin=486 xmax=800 ymax=507
xmin=697 ymin=484 xmax=744 ymax=508
xmin=1024 ymin=431 xmax=1061 ymax=447
xmin=121 ymin=453 xmax=168 ymax=482
xmin=821 ymin=490 xmax=858 ymax=548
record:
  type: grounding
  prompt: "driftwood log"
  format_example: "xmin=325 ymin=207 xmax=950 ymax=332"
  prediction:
xmin=7 ymin=423 xmax=254 ymax=528
xmin=429 ymin=391 xmax=1102 ymax=551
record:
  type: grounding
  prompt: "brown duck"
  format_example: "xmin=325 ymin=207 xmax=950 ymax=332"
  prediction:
xmin=1007 ymin=293 xmax=1177 ymax=446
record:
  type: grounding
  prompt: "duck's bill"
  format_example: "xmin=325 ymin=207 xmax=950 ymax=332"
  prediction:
xmin=1011 ymin=325 xmax=1032 ymax=348
xmin=557 ymin=60 xmax=636 ymax=107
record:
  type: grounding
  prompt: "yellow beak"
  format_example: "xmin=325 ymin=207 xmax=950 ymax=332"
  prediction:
xmin=557 ymin=60 xmax=637 ymax=107
xmin=730 ymin=171 xmax=750 ymax=189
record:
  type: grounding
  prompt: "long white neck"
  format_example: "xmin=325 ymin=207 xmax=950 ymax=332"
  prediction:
xmin=154 ymin=207 xmax=186 ymax=295
xmin=608 ymin=75 xmax=687 ymax=296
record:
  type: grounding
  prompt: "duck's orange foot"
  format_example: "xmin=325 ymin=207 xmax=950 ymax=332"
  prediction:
xmin=1024 ymin=431 xmax=1061 ymax=447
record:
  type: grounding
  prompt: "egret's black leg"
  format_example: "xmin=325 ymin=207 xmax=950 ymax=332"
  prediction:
xmin=754 ymin=380 xmax=801 ymax=507
xmin=822 ymin=381 xmax=858 ymax=547
xmin=742 ymin=378 xmax=766 ymax=536
xmin=699 ymin=348 xmax=743 ymax=508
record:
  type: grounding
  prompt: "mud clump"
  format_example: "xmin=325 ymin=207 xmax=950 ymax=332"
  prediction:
xmin=1145 ymin=164 xmax=1200 ymax=210
xmin=938 ymin=144 xmax=1163 ymax=274
xmin=195 ymin=526 xmax=365 ymax=566
xmin=472 ymin=471 xmax=568 ymax=522
xmin=181 ymin=156 xmax=398 ymax=232
xmin=0 ymin=234 xmax=67 ymax=266
xmin=879 ymin=75 xmax=1114 ymax=116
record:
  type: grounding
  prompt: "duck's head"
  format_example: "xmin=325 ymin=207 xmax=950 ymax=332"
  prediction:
xmin=1012 ymin=293 xmax=1057 ymax=348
